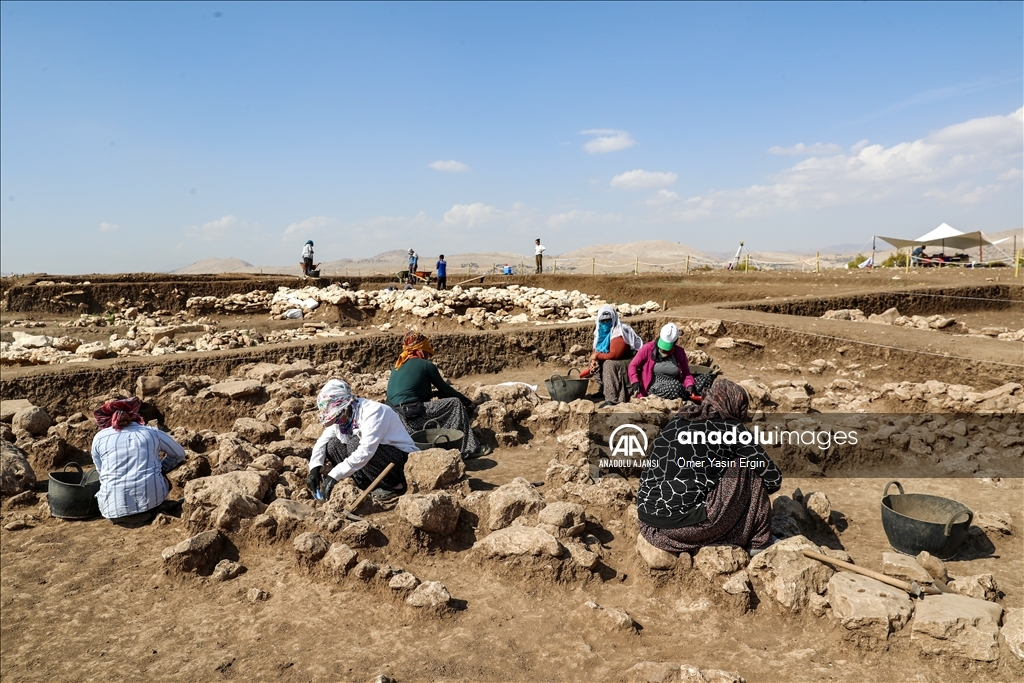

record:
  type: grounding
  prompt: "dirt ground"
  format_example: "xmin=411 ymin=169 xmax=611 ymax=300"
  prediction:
xmin=2 ymin=269 xmax=1022 ymax=683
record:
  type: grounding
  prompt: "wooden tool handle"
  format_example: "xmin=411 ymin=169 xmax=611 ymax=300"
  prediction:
xmin=802 ymin=549 xmax=941 ymax=596
xmin=346 ymin=462 xmax=395 ymax=513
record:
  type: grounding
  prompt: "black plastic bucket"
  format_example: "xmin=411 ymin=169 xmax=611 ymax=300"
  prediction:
xmin=880 ymin=480 xmax=973 ymax=560
xmin=48 ymin=463 xmax=101 ymax=520
xmin=544 ymin=368 xmax=589 ymax=403
xmin=411 ymin=419 xmax=464 ymax=451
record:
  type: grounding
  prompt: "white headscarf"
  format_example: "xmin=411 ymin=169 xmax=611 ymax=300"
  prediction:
xmin=593 ymin=304 xmax=643 ymax=353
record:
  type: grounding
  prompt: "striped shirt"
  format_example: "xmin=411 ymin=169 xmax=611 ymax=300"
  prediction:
xmin=91 ymin=424 xmax=186 ymax=519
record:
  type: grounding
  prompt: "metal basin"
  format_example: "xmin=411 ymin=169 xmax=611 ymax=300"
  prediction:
xmin=880 ymin=481 xmax=973 ymax=560
xmin=545 ymin=368 xmax=589 ymax=403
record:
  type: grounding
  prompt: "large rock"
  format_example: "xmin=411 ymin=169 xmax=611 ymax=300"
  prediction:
xmin=208 ymin=379 xmax=263 ymax=399
xmin=74 ymin=342 xmax=110 ymax=359
xmin=915 ymin=551 xmax=948 ymax=583
xmin=404 ymin=448 xmax=464 ymax=492
xmin=828 ymin=572 xmax=914 ymax=638
xmin=472 ymin=383 xmax=542 ymax=406
xmin=183 ymin=470 xmax=274 ymax=530
xmin=397 ymin=491 xmax=461 ymax=535
xmin=488 ymin=477 xmax=544 ymax=530
xmin=537 ymin=501 xmax=586 ymax=537
xmin=0 ymin=442 xmax=36 ymax=496
xmin=293 ymin=532 xmax=329 ymax=566
xmin=911 ymin=593 xmax=1002 ymax=662
xmin=473 ymin=526 xmax=563 ymax=558
xmin=949 ymin=574 xmax=998 ymax=602
xmin=12 ymin=406 xmax=51 ymax=437
xmin=322 ymin=543 xmax=358 ymax=575
xmin=881 ymin=552 xmax=932 ymax=585
xmin=694 ymin=545 xmax=749 ymax=580
xmin=161 ymin=530 xmax=226 ymax=573
xmin=1003 ymin=608 xmax=1024 ymax=662
xmin=233 ymin=417 xmax=280 ymax=444
xmin=406 ymin=581 xmax=452 ymax=609
xmin=636 ymin=534 xmax=678 ymax=570
xmin=266 ymin=498 xmax=317 ymax=533
xmin=0 ymin=400 xmax=36 ymax=423
xmin=748 ymin=536 xmax=833 ymax=611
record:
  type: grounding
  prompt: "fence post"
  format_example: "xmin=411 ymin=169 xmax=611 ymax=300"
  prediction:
xmin=745 ymin=254 xmax=750 ymax=272
xmin=905 ymin=250 xmax=910 ymax=274
xmin=1016 ymin=248 xmax=1020 ymax=278
xmin=685 ymin=255 xmax=690 ymax=275
xmin=815 ymin=252 xmax=819 ymax=273
xmin=554 ymin=259 xmax=557 ymax=274
xmin=635 ymin=256 xmax=639 ymax=275
xmin=592 ymin=258 xmax=595 ymax=276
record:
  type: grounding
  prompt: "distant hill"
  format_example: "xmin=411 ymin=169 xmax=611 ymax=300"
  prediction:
xmin=172 ymin=257 xmax=258 ymax=274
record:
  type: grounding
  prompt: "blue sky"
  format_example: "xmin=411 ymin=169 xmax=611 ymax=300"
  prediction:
xmin=1 ymin=1 xmax=1021 ymax=273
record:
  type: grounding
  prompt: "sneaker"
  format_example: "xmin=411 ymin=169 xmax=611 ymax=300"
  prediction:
xmin=370 ymin=488 xmax=400 ymax=503
xmin=598 ymin=400 xmax=617 ymax=408
xmin=466 ymin=444 xmax=493 ymax=460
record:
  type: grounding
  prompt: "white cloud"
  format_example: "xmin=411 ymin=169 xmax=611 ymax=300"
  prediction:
xmin=429 ymin=160 xmax=471 ymax=173
xmin=284 ymin=215 xmax=339 ymax=238
xmin=580 ymin=129 xmax=636 ymax=154
xmin=646 ymin=190 xmax=680 ymax=206
xmin=186 ymin=215 xmax=255 ymax=242
xmin=610 ymin=169 xmax=678 ymax=190
xmin=546 ymin=210 xmax=622 ymax=228
xmin=768 ymin=143 xmax=844 ymax=156
xmin=660 ymin=108 xmax=1023 ymax=222
xmin=443 ymin=203 xmax=499 ymax=228
xmin=99 ymin=222 xmax=119 ymax=233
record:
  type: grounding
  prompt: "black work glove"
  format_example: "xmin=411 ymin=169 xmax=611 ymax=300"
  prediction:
xmin=306 ymin=466 xmax=323 ymax=494
xmin=630 ymin=382 xmax=641 ymax=396
xmin=320 ymin=475 xmax=338 ymax=501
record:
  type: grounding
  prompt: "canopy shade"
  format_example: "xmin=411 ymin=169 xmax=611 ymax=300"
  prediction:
xmin=878 ymin=223 xmax=994 ymax=251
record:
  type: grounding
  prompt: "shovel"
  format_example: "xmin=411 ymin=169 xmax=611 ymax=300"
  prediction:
xmin=802 ymin=549 xmax=945 ymax=598
xmin=338 ymin=462 xmax=396 ymax=522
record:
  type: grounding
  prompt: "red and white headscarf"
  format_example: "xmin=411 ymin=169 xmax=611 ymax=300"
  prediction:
xmin=94 ymin=397 xmax=145 ymax=430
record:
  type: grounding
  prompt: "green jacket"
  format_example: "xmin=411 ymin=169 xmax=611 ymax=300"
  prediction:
xmin=386 ymin=358 xmax=470 ymax=407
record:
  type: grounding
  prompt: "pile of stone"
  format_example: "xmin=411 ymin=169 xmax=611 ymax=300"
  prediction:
xmin=821 ymin=307 xmax=1023 ymax=340
xmin=0 ymin=323 xmax=360 ymax=366
xmin=186 ymin=283 xmax=661 ymax=324
xmin=878 ymin=380 xmax=1022 ymax=413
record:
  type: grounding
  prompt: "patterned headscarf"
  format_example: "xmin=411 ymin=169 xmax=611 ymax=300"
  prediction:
xmin=317 ymin=379 xmax=357 ymax=432
xmin=94 ymin=397 xmax=145 ymax=430
xmin=678 ymin=378 xmax=749 ymax=422
xmin=395 ymin=331 xmax=434 ymax=370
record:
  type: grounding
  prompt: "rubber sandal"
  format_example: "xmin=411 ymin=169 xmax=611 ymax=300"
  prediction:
xmin=370 ymin=488 xmax=400 ymax=503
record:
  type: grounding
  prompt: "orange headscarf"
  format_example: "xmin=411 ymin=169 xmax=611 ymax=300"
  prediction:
xmin=395 ymin=332 xmax=434 ymax=370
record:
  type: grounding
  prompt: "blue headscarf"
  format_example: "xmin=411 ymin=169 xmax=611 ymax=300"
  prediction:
xmin=596 ymin=319 xmax=613 ymax=353
xmin=592 ymin=304 xmax=643 ymax=354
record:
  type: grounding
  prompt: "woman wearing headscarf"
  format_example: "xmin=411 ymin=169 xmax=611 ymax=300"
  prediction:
xmin=628 ymin=323 xmax=697 ymax=401
xmin=580 ymin=304 xmax=643 ymax=407
xmin=91 ymin=397 xmax=186 ymax=526
xmin=386 ymin=332 xmax=486 ymax=459
xmin=636 ymin=379 xmax=782 ymax=556
xmin=308 ymin=379 xmax=419 ymax=502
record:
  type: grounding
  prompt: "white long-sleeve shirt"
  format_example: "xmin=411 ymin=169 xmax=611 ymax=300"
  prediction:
xmin=91 ymin=424 xmax=186 ymax=519
xmin=535 ymin=243 xmax=546 ymax=255
xmin=310 ymin=398 xmax=419 ymax=481
xmin=302 ymin=244 xmax=314 ymax=259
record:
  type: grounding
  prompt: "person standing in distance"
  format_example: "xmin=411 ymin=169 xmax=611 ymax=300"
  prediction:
xmin=535 ymin=238 xmax=546 ymax=274
xmin=436 ymin=254 xmax=447 ymax=290
xmin=407 ymin=248 xmax=419 ymax=285
xmin=302 ymin=240 xmax=315 ymax=278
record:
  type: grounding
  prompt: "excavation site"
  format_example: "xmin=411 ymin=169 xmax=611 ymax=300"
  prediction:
xmin=1 ymin=268 xmax=1022 ymax=683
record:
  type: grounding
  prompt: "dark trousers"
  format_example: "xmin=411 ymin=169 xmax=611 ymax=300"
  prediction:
xmin=324 ymin=438 xmax=409 ymax=491
xmin=535 ymin=254 xmax=543 ymax=273
xmin=437 ymin=276 xmax=447 ymax=290
xmin=303 ymin=257 xmax=313 ymax=274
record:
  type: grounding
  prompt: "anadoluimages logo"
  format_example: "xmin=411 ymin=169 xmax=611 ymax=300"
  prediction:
xmin=608 ymin=424 xmax=649 ymax=459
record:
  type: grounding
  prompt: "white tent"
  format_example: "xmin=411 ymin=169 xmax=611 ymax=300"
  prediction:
xmin=878 ymin=223 xmax=995 ymax=252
